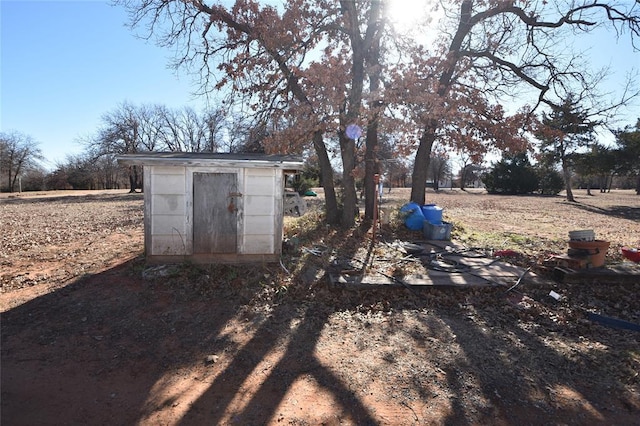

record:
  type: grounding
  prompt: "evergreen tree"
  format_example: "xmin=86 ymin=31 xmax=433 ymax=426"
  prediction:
xmin=483 ymin=153 xmax=539 ymax=195
xmin=534 ymin=95 xmax=598 ymax=202
xmin=535 ymin=164 xmax=565 ymax=195
xmin=613 ymin=119 xmax=640 ymax=195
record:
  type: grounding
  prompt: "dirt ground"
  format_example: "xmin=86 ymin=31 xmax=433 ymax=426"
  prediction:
xmin=1 ymin=188 xmax=639 ymax=425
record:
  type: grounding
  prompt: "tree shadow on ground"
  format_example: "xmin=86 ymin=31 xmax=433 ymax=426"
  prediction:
xmin=439 ymin=304 xmax=639 ymax=425
xmin=1 ymin=256 xmax=243 ymax=425
xmin=566 ymin=202 xmax=640 ymax=221
xmin=1 ymin=224 xmax=379 ymax=424
xmin=2 ymin=228 xmax=638 ymax=424
xmin=174 ymin=221 xmax=639 ymax=424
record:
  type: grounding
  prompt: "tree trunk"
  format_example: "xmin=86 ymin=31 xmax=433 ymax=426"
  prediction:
xmin=562 ymin=160 xmax=575 ymax=202
xmin=8 ymin=171 xmax=15 ymax=193
xmin=460 ymin=167 xmax=467 ymax=190
xmin=607 ymin=173 xmax=614 ymax=193
xmin=636 ymin=174 xmax=640 ymax=195
xmin=410 ymin=127 xmax=436 ymax=205
xmin=410 ymin=0 xmax=472 ymax=205
xmin=363 ymin=14 xmax=382 ymax=222
xmin=312 ymin=131 xmax=339 ymax=224
xmin=139 ymin=167 xmax=144 ymax=193
xmin=8 ymin=157 xmax=22 ymax=193
xmin=128 ymin=166 xmax=139 ymax=193
xmin=340 ymin=134 xmax=358 ymax=227
xmin=337 ymin=0 xmax=382 ymax=227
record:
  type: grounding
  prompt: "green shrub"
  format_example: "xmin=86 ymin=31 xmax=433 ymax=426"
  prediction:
xmin=483 ymin=152 xmax=539 ymax=195
xmin=536 ymin=165 xmax=564 ymax=195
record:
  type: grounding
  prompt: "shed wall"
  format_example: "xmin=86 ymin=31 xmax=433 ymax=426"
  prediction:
xmin=145 ymin=164 xmax=285 ymax=261
xmin=148 ymin=166 xmax=188 ymax=256
xmin=242 ymin=168 xmax=282 ymax=255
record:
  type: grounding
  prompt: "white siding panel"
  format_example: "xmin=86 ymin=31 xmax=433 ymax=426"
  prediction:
xmin=151 ymin=235 xmax=188 ymax=255
xmin=245 ymin=167 xmax=275 ymax=178
xmin=152 ymin=166 xmax=185 ymax=175
xmin=152 ymin=172 xmax=186 ymax=194
xmin=151 ymin=214 xmax=187 ymax=236
xmin=244 ymin=214 xmax=275 ymax=235
xmin=242 ymin=234 xmax=273 ymax=254
xmin=244 ymin=195 xmax=274 ymax=216
xmin=244 ymin=170 xmax=276 ymax=197
xmin=152 ymin=194 xmax=185 ymax=215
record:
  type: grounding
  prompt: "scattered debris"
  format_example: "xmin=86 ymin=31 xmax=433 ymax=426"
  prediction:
xmin=548 ymin=290 xmax=563 ymax=301
xmin=283 ymin=191 xmax=307 ymax=216
xmin=205 ymin=354 xmax=220 ymax=364
xmin=402 ymin=243 xmax=425 ymax=255
xmin=328 ymin=240 xmax=534 ymax=289
xmin=504 ymin=265 xmax=533 ymax=293
xmin=142 ymin=265 xmax=177 ymax=280
xmin=494 ymin=249 xmax=520 ymax=258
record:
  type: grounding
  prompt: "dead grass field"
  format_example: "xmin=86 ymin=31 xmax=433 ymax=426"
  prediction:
xmin=1 ymin=188 xmax=639 ymax=425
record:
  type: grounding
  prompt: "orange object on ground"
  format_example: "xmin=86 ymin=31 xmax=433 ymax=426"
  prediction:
xmin=568 ymin=240 xmax=610 ymax=268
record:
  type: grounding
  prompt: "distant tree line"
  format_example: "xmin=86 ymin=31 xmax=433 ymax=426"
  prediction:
xmin=1 ymin=102 xmax=286 ymax=192
xmin=2 ymin=101 xmax=638 ymax=199
xmin=0 ymin=131 xmax=44 ymax=193
xmin=482 ymin=118 xmax=640 ymax=196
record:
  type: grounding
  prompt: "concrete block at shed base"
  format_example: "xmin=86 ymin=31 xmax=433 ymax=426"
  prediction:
xmin=424 ymin=221 xmax=452 ymax=240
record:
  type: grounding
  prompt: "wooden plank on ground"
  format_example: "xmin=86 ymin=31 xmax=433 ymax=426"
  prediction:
xmin=553 ymin=263 xmax=640 ymax=284
xmin=329 ymin=270 xmax=498 ymax=289
xmin=328 ymin=241 xmax=543 ymax=290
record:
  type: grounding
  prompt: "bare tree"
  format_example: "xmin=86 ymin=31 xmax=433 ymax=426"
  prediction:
xmin=458 ymin=163 xmax=484 ymax=190
xmin=89 ymin=102 xmax=146 ymax=191
xmin=117 ymin=0 xmax=390 ymax=226
xmin=426 ymin=150 xmax=451 ymax=192
xmin=87 ymin=102 xmax=227 ymax=190
xmin=116 ymin=0 xmax=639 ymax=222
xmin=0 ymin=131 xmax=43 ymax=193
xmin=49 ymin=152 xmax=126 ymax=190
xmin=202 ymin=108 xmax=226 ymax=152
xmin=154 ymin=105 xmax=223 ymax=152
xmin=406 ymin=0 xmax=640 ymax=205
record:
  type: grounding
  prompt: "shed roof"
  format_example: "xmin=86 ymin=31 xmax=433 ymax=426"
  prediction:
xmin=117 ymin=152 xmax=304 ymax=170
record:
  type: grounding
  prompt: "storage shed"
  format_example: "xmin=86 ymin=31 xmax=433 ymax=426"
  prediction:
xmin=117 ymin=152 xmax=304 ymax=263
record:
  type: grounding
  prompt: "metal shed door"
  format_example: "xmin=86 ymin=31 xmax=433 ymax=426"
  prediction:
xmin=193 ymin=172 xmax=238 ymax=254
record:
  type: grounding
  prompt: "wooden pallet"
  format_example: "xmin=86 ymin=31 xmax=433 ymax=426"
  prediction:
xmin=551 ymin=263 xmax=640 ymax=284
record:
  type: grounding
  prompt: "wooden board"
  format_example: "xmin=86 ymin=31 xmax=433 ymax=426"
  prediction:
xmin=193 ymin=172 xmax=238 ymax=254
xmin=328 ymin=247 xmax=538 ymax=289
xmin=552 ymin=263 xmax=640 ymax=283
xmin=329 ymin=272 xmax=496 ymax=289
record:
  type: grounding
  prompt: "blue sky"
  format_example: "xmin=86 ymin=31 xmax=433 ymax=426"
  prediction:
xmin=1 ymin=0 xmax=207 ymax=169
xmin=1 ymin=0 xmax=639 ymax=171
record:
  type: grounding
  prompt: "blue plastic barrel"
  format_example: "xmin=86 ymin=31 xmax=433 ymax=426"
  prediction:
xmin=400 ymin=202 xmax=425 ymax=230
xmin=422 ymin=204 xmax=443 ymax=225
